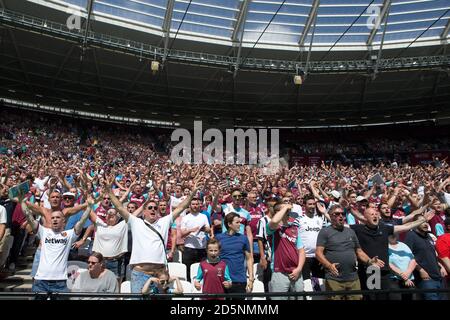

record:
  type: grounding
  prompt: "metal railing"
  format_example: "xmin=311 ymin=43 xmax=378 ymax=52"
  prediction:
xmin=0 ymin=288 xmax=448 ymax=300
xmin=0 ymin=8 xmax=449 ymax=74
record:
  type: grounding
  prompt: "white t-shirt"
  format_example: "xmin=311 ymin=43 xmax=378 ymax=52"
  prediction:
xmin=34 ymin=176 xmax=48 ymax=191
xmin=92 ymin=219 xmax=128 ymax=258
xmin=181 ymin=212 xmax=210 ymax=249
xmin=0 ymin=204 xmax=6 ymax=225
xmin=291 ymin=204 xmax=303 ymax=217
xmin=35 ymin=226 xmax=78 ymax=280
xmin=297 ymin=213 xmax=326 ymax=258
xmin=128 ymin=214 xmax=172 ymax=265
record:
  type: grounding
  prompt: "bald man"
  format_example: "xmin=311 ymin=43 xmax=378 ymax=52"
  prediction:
xmin=21 ymin=195 xmax=91 ymax=299
xmin=350 ymin=207 xmax=434 ymax=300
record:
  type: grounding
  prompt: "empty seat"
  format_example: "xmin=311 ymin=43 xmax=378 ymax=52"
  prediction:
xmin=168 ymin=262 xmax=187 ymax=280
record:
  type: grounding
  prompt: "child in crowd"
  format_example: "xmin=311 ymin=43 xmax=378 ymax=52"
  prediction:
xmin=141 ymin=270 xmax=183 ymax=299
xmin=194 ymin=238 xmax=232 ymax=299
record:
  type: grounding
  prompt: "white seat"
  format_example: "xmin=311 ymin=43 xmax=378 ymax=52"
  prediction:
xmin=120 ymin=280 xmax=131 ymax=293
xmin=190 ymin=262 xmax=200 ymax=282
xmin=247 ymin=279 xmax=265 ymax=300
xmin=303 ymin=279 xmax=313 ymax=300
xmin=172 ymin=280 xmax=193 ymax=300
xmin=168 ymin=262 xmax=187 ymax=280
xmin=67 ymin=265 xmax=87 ymax=290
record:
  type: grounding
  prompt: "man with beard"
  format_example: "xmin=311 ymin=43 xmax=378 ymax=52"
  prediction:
xmin=298 ymin=195 xmax=327 ymax=281
xmin=351 ymin=207 xmax=434 ymax=299
xmin=405 ymin=216 xmax=447 ymax=300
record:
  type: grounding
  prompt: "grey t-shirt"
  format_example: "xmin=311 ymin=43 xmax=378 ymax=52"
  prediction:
xmin=316 ymin=226 xmax=360 ymax=282
xmin=72 ymin=269 xmax=119 ymax=298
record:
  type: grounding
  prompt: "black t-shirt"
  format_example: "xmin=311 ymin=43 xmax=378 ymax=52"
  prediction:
xmin=351 ymin=223 xmax=394 ymax=271
xmin=404 ymin=230 xmax=442 ymax=281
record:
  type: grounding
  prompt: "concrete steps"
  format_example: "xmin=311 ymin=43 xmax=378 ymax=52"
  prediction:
xmin=0 ymin=247 xmax=35 ymax=294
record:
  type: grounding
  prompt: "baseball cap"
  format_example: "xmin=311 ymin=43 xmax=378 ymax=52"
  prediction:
xmin=356 ymin=196 xmax=367 ymax=202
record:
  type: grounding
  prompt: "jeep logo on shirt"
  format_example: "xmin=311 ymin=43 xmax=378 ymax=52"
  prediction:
xmin=305 ymin=226 xmax=321 ymax=232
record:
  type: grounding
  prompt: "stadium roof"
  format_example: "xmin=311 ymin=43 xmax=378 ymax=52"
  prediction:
xmin=0 ymin=0 xmax=449 ymax=128
xmin=25 ymin=0 xmax=450 ymax=51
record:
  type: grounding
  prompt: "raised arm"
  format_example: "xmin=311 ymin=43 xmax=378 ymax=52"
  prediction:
xmin=393 ymin=210 xmax=433 ymax=234
xmin=268 ymin=204 xmax=292 ymax=230
xmin=401 ymin=205 xmax=427 ymax=224
xmin=20 ymin=197 xmax=38 ymax=234
xmin=105 ymin=175 xmax=130 ymax=221
xmin=172 ymin=176 xmax=202 ymax=221
xmin=74 ymin=205 xmax=92 ymax=236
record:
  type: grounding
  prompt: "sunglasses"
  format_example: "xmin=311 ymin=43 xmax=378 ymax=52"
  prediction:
xmin=63 ymin=197 xmax=74 ymax=200
xmin=333 ymin=211 xmax=345 ymax=217
xmin=87 ymin=261 xmax=100 ymax=265
xmin=147 ymin=206 xmax=157 ymax=210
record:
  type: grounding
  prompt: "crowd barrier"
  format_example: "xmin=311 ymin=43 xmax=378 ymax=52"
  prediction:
xmin=0 ymin=287 xmax=448 ymax=300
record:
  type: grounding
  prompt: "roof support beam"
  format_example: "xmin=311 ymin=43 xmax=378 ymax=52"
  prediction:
xmin=367 ymin=0 xmax=391 ymax=47
xmin=232 ymin=0 xmax=251 ymax=43
xmin=442 ymin=18 xmax=450 ymax=39
xmin=162 ymin=0 xmax=175 ymax=63
xmin=80 ymin=0 xmax=95 ymax=61
xmin=232 ymin=0 xmax=251 ymax=77
xmin=371 ymin=3 xmax=390 ymax=80
xmin=298 ymin=0 xmax=320 ymax=47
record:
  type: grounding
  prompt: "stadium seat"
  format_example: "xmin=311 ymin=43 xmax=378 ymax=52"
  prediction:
xmin=303 ymin=279 xmax=313 ymax=300
xmin=172 ymin=280 xmax=193 ymax=300
xmin=67 ymin=263 xmax=87 ymax=290
xmin=190 ymin=262 xmax=200 ymax=282
xmin=247 ymin=279 xmax=265 ymax=300
xmin=120 ymin=280 xmax=131 ymax=293
xmin=168 ymin=262 xmax=187 ymax=280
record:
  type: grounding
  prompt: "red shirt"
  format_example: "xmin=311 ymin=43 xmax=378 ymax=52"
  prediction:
xmin=436 ymin=233 xmax=450 ymax=259
xmin=247 ymin=204 xmax=264 ymax=238
xmin=429 ymin=212 xmax=446 ymax=237
xmin=268 ymin=218 xmax=304 ymax=273
xmin=198 ymin=260 xmax=229 ymax=298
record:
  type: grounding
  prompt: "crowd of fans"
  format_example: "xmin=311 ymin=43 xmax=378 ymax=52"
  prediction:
xmin=0 ymin=109 xmax=449 ymax=300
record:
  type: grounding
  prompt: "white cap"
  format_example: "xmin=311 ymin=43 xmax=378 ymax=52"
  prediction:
xmin=330 ymin=190 xmax=341 ymax=199
xmin=356 ymin=196 xmax=367 ymax=202
xmin=62 ymin=192 xmax=75 ymax=198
